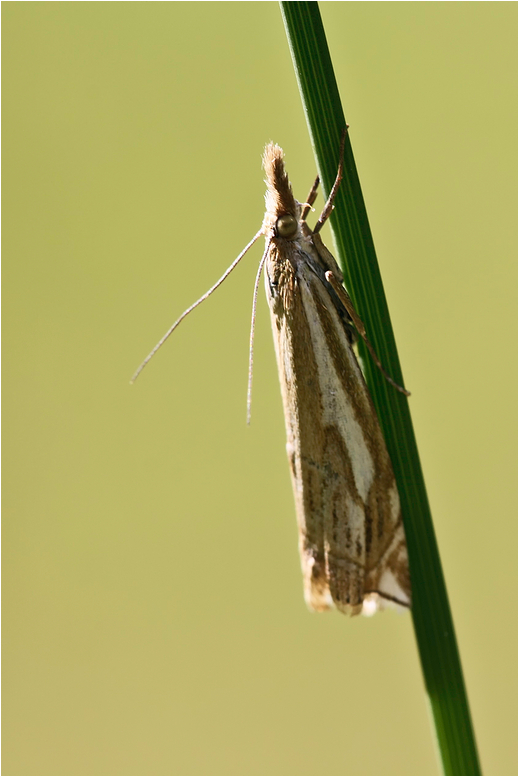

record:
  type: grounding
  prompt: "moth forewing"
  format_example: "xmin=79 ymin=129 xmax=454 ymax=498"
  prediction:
xmin=262 ymin=143 xmax=410 ymax=616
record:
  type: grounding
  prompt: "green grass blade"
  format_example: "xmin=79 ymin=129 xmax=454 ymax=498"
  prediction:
xmin=280 ymin=3 xmax=481 ymax=774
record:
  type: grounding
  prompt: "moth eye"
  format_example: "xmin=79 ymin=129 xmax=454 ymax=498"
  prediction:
xmin=276 ymin=214 xmax=298 ymax=239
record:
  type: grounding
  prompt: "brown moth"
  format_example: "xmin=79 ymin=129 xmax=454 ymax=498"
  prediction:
xmin=261 ymin=143 xmax=410 ymax=616
xmin=132 ymin=139 xmax=411 ymax=616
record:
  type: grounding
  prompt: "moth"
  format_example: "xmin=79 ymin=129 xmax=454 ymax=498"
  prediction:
xmin=132 ymin=137 xmax=411 ymax=616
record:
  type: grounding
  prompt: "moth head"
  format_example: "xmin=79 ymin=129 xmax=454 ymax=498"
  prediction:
xmin=262 ymin=143 xmax=301 ymax=240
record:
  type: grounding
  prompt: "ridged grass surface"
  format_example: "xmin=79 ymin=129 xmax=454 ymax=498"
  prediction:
xmin=280 ymin=3 xmax=481 ymax=774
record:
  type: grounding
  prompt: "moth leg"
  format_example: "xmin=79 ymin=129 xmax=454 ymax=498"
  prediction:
xmin=325 ymin=271 xmax=411 ymax=397
xmin=301 ymin=176 xmax=320 ymax=222
xmin=313 ymin=127 xmax=348 ymax=234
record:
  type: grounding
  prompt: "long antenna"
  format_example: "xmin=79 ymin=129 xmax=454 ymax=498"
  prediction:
xmin=246 ymin=242 xmax=270 ymax=424
xmin=131 ymin=230 xmax=263 ymax=384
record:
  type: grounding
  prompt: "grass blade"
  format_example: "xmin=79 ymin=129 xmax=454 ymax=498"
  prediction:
xmin=280 ymin=3 xmax=481 ymax=774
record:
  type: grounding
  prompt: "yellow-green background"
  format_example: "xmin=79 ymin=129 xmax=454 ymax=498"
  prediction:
xmin=3 ymin=3 xmax=516 ymax=775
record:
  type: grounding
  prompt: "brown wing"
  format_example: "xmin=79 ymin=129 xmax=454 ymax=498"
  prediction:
xmin=266 ymin=240 xmax=410 ymax=615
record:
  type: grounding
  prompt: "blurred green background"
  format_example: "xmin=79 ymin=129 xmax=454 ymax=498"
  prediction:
xmin=3 ymin=3 xmax=516 ymax=775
